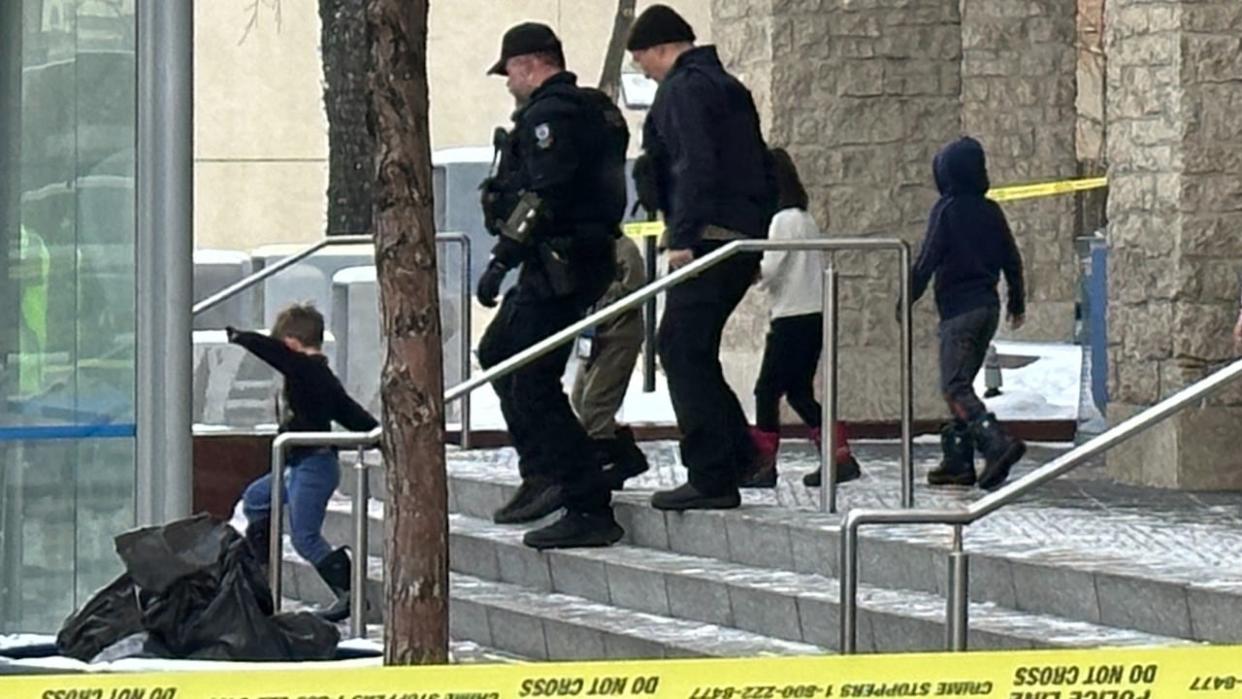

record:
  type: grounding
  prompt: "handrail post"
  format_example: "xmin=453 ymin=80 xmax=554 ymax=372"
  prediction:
xmin=268 ymin=436 xmax=289 ymax=611
xmin=643 ymin=234 xmax=658 ymax=393
xmin=946 ymin=524 xmax=968 ymax=651
xmin=350 ymin=446 xmax=369 ymax=638
xmin=899 ymin=243 xmax=914 ymax=508
xmin=821 ymin=260 xmax=840 ymax=514
xmin=454 ymin=234 xmax=473 ymax=449
xmin=840 ymin=514 xmax=860 ymax=654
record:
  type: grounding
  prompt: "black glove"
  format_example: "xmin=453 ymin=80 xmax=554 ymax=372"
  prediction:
xmin=476 ymin=260 xmax=509 ymax=308
xmin=225 ymin=326 xmax=240 ymax=343
xmin=631 ymin=153 xmax=661 ymax=220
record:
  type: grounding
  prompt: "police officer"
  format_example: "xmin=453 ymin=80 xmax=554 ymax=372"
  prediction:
xmin=628 ymin=5 xmax=776 ymax=511
xmin=476 ymin=22 xmax=630 ymax=549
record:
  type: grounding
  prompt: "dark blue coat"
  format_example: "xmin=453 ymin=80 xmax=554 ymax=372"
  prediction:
xmin=911 ymin=137 xmax=1026 ymax=321
xmin=642 ymin=47 xmax=773 ymax=251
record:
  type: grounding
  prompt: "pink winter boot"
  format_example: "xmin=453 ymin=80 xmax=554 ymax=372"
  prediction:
xmin=803 ymin=424 xmax=861 ymax=486
xmin=741 ymin=427 xmax=780 ymax=488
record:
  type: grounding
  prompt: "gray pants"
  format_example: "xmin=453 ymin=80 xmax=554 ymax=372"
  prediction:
xmin=571 ymin=323 xmax=643 ymax=440
xmin=938 ymin=305 xmax=999 ymax=422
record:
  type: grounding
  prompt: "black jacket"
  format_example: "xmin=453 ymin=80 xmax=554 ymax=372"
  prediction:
xmin=911 ymin=137 xmax=1025 ymax=321
xmin=642 ymin=46 xmax=774 ymax=250
xmin=490 ymin=72 xmax=629 ymax=244
xmin=486 ymin=72 xmax=627 ymax=306
xmin=229 ymin=330 xmax=377 ymax=459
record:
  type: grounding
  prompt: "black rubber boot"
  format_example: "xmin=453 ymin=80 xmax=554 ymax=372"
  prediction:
xmin=523 ymin=509 xmax=625 ymax=550
xmin=971 ymin=413 xmax=1026 ymax=491
xmin=601 ymin=426 xmax=649 ymax=490
xmin=801 ymin=455 xmax=861 ymax=487
xmin=314 ymin=547 xmax=353 ymax=623
xmin=493 ymin=477 xmax=565 ymax=524
xmin=927 ymin=421 xmax=977 ymax=486
xmin=244 ymin=517 xmax=271 ymax=564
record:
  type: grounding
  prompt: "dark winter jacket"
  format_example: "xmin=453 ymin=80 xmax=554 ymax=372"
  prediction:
xmin=642 ymin=46 xmax=774 ymax=251
xmin=911 ymin=137 xmax=1025 ymax=321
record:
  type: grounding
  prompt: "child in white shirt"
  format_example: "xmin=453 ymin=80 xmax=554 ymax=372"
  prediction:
xmin=742 ymin=148 xmax=861 ymax=488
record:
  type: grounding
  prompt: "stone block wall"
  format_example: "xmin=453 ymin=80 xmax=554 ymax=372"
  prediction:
xmin=961 ymin=0 xmax=1080 ymax=341
xmin=714 ymin=0 xmax=990 ymax=423
xmin=1105 ymin=0 xmax=1242 ymax=488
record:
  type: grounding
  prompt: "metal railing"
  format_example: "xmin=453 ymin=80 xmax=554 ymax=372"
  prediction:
xmin=267 ymin=428 xmax=382 ymax=638
xmin=192 ymin=232 xmax=473 ymax=449
xmin=440 ymin=237 xmax=915 ymax=512
xmin=266 ymin=236 xmax=914 ymax=634
xmin=838 ymin=357 xmax=1242 ymax=654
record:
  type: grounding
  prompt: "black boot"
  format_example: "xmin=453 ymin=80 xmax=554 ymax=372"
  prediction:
xmin=928 ymin=422 xmax=977 ymax=486
xmin=651 ymin=482 xmax=740 ymax=511
xmin=244 ymin=517 xmax=271 ymax=564
xmin=523 ymin=509 xmax=625 ymax=550
xmin=601 ymin=426 xmax=649 ymax=490
xmin=493 ymin=477 xmax=565 ymax=524
xmin=800 ymin=455 xmax=861 ymax=487
xmin=971 ymin=413 xmax=1026 ymax=491
xmin=314 ymin=547 xmax=354 ymax=623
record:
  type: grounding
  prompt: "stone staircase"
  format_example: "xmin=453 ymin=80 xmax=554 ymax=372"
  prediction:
xmin=281 ymin=440 xmax=1242 ymax=659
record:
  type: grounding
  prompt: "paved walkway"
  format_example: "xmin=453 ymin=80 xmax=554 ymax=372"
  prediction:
xmin=448 ymin=439 xmax=1242 ymax=588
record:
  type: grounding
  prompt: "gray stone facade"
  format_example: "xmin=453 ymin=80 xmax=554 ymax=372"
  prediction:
xmin=1104 ymin=0 xmax=1242 ymax=488
xmin=711 ymin=0 xmax=1082 ymax=422
xmin=961 ymin=0 xmax=1079 ymax=341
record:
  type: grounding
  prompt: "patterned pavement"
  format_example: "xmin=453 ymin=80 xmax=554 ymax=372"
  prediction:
xmin=446 ymin=438 xmax=1242 ymax=588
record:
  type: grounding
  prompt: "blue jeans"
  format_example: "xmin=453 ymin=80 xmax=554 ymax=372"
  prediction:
xmin=242 ymin=449 xmax=339 ymax=565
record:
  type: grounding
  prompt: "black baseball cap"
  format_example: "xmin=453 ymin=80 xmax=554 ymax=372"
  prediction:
xmin=488 ymin=22 xmax=564 ymax=76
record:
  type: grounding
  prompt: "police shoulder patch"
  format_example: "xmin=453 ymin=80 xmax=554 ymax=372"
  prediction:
xmin=534 ymin=123 xmax=554 ymax=149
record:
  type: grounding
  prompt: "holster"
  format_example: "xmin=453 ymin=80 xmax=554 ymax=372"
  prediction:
xmin=537 ymin=241 xmax=575 ymax=298
xmin=500 ymin=192 xmax=545 ymax=247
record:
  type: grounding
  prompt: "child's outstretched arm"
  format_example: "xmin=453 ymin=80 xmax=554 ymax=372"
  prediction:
xmin=330 ymin=379 xmax=379 ymax=433
xmin=226 ymin=327 xmax=303 ymax=376
xmin=999 ymin=216 xmax=1026 ymax=326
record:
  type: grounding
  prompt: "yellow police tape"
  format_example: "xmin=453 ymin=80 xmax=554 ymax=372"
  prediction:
xmin=9 ymin=643 xmax=1242 ymax=699
xmin=622 ymin=177 xmax=1110 ymax=239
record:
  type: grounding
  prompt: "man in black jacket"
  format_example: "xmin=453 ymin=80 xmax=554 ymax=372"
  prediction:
xmin=628 ymin=5 xmax=775 ymax=511
xmin=477 ymin=23 xmax=630 ymax=548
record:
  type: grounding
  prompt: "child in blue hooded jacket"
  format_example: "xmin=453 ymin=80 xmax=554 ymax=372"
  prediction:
xmin=910 ymin=137 xmax=1026 ymax=490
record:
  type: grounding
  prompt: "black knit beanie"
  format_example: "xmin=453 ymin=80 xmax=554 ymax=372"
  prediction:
xmin=626 ymin=5 xmax=696 ymax=51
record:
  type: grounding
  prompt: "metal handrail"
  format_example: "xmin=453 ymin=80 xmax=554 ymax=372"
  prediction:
xmin=192 ymin=234 xmax=372 ymax=316
xmin=839 ymin=357 xmax=1242 ymax=654
xmin=266 ymin=236 xmax=915 ymax=627
xmin=195 ymin=232 xmax=474 ymax=449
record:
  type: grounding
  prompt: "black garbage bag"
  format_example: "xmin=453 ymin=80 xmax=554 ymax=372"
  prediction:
xmin=149 ymin=535 xmax=337 ymax=661
xmin=115 ymin=514 xmax=234 ymax=594
xmin=58 ymin=513 xmax=339 ymax=662
xmin=56 ymin=573 xmax=143 ymax=662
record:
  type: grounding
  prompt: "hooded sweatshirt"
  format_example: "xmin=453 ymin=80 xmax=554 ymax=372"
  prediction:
xmin=911 ymin=137 xmax=1025 ymax=321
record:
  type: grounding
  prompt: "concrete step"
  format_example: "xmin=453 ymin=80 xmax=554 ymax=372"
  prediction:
xmin=282 ymin=554 xmax=823 ymax=661
xmin=335 ymin=447 xmax=1242 ymax=644
xmin=439 ymin=460 xmax=1242 ymax=644
xmin=316 ymin=503 xmax=1187 ymax=654
xmin=275 ymin=598 xmax=525 ymax=664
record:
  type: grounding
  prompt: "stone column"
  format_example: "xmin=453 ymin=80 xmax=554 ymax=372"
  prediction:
xmin=1105 ymin=0 xmax=1242 ymax=488
xmin=961 ymin=0 xmax=1079 ymax=340
xmin=714 ymin=0 xmax=963 ymax=422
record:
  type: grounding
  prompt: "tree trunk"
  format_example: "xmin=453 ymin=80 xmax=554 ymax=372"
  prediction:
xmin=321 ymin=0 xmax=374 ymax=235
xmin=366 ymin=0 xmax=448 ymax=665
xmin=597 ymin=0 xmax=637 ymax=99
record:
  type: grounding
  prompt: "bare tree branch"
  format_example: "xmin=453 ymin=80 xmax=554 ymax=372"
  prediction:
xmin=238 ymin=0 xmax=283 ymax=46
xmin=598 ymin=0 xmax=637 ymax=100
